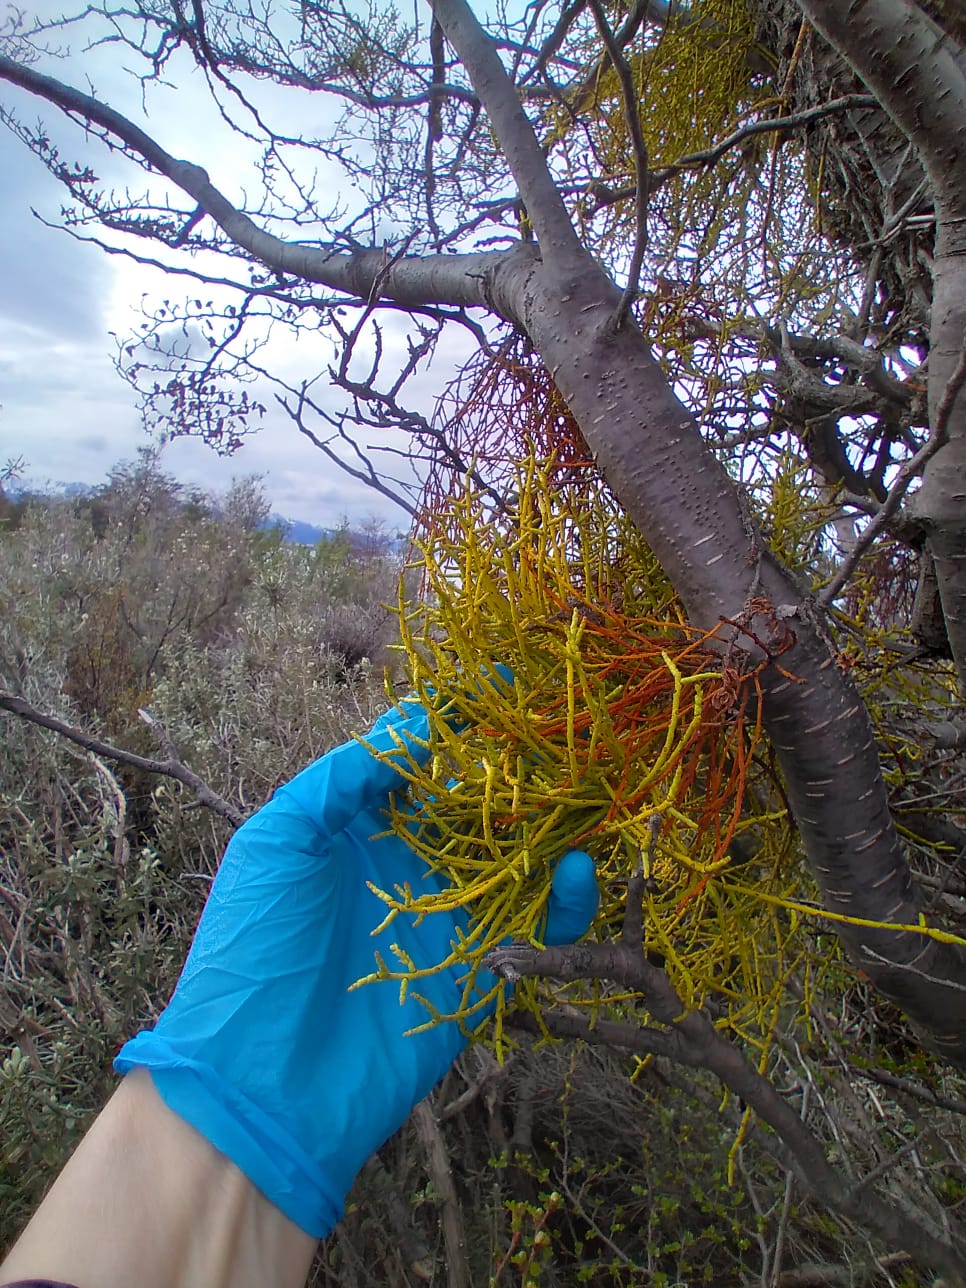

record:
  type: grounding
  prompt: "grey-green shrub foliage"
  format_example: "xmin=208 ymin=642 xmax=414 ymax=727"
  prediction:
xmin=0 ymin=457 xmax=400 ymax=1240
xmin=0 ymin=458 xmax=776 ymax=1284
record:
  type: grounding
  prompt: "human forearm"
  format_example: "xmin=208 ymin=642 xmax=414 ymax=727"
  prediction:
xmin=0 ymin=1069 xmax=317 ymax=1288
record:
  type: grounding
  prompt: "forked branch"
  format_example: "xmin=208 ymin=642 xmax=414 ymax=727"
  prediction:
xmin=0 ymin=689 xmax=244 ymax=827
xmin=586 ymin=0 xmax=650 ymax=326
xmin=821 ymin=343 xmax=966 ymax=605
xmin=485 ymin=937 xmax=966 ymax=1281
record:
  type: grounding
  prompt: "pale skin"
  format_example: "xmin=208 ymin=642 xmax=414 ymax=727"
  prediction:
xmin=0 ymin=1069 xmax=318 ymax=1288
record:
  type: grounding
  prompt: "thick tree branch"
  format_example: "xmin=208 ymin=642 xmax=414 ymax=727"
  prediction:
xmin=429 ymin=0 xmax=585 ymax=270
xmin=794 ymin=0 xmax=966 ymax=689
xmin=0 ymin=52 xmax=527 ymax=320
xmin=794 ymin=1 xmax=966 ymax=222
xmin=848 ymin=1064 xmax=966 ymax=1117
xmin=409 ymin=0 xmax=966 ymax=1064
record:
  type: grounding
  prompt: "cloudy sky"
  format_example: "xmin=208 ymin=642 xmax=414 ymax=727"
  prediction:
xmin=0 ymin=5 xmax=468 ymax=528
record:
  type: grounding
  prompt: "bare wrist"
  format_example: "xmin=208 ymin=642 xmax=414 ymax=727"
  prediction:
xmin=1 ymin=1069 xmax=317 ymax=1288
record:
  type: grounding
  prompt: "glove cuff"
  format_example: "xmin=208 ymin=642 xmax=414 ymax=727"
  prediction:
xmin=115 ymin=1035 xmax=344 ymax=1238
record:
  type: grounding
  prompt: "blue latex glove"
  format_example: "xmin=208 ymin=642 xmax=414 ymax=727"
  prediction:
xmin=115 ymin=701 xmax=598 ymax=1237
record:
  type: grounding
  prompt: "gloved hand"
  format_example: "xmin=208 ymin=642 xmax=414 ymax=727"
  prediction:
xmin=115 ymin=700 xmax=598 ymax=1237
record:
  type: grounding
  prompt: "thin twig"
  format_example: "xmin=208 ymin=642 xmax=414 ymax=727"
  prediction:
xmin=581 ymin=94 xmax=878 ymax=215
xmin=848 ymin=1065 xmax=966 ymax=1116
xmin=770 ymin=1082 xmax=809 ymax=1288
xmin=438 ymin=1048 xmax=510 ymax=1121
xmin=854 ymin=1135 xmax=924 ymax=1194
xmin=820 ymin=342 xmax=966 ymax=604
xmin=656 ymin=94 xmax=877 ymax=182
xmin=587 ymin=0 xmax=649 ymax=327
xmin=0 ymin=690 xmax=245 ymax=827
xmin=736 ymin=1144 xmax=773 ymax=1286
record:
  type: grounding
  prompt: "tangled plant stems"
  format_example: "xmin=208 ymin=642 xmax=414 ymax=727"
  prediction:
xmin=359 ymin=437 xmax=966 ymax=1067
xmin=357 ymin=454 xmax=812 ymax=1055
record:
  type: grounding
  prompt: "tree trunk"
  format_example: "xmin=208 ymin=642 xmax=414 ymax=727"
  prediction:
xmin=435 ymin=0 xmax=966 ymax=1067
xmin=485 ymin=247 xmax=966 ymax=1066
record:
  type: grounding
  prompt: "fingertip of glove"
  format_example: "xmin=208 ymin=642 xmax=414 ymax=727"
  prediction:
xmin=545 ymin=849 xmax=599 ymax=945
xmin=553 ymin=847 xmax=597 ymax=892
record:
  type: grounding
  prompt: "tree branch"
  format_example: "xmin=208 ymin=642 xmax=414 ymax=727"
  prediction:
xmin=487 ymin=940 xmax=966 ymax=1281
xmin=411 ymin=1100 xmax=472 ymax=1288
xmin=848 ymin=1064 xmax=966 ymax=1117
xmin=793 ymin=4 xmax=966 ymax=690
xmin=821 ymin=342 xmax=966 ymax=604
xmin=580 ymin=94 xmax=879 ymax=213
xmin=655 ymin=93 xmax=879 ymax=185
xmin=0 ymin=690 xmax=244 ymax=827
xmin=794 ymin=1 xmax=966 ymax=222
xmin=429 ymin=0 xmax=585 ymax=270
xmin=0 ymin=52 xmax=528 ymax=320
xmin=586 ymin=0 xmax=649 ymax=327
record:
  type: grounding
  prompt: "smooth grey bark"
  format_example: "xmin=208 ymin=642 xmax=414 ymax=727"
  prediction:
xmin=495 ymin=255 xmax=966 ymax=1066
xmin=1 ymin=6 xmax=965 ymax=1063
xmin=794 ymin=0 xmax=966 ymax=692
xmin=0 ymin=53 xmax=530 ymax=318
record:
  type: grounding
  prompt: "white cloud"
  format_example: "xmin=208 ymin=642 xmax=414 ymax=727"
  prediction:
xmin=0 ymin=10 xmax=470 ymax=527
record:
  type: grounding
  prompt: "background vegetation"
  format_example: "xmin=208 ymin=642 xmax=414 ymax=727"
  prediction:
xmin=1 ymin=455 xmax=964 ymax=1286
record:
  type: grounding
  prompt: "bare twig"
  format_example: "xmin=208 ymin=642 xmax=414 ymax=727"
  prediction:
xmin=737 ymin=1144 xmax=774 ymax=1286
xmin=770 ymin=1082 xmax=809 ymax=1287
xmin=411 ymin=1100 xmax=472 ymax=1288
xmin=278 ymin=387 xmax=419 ymax=517
xmin=821 ymin=342 xmax=966 ymax=605
xmin=848 ymin=1064 xmax=966 ymax=1116
xmin=438 ymin=1047 xmax=510 ymax=1121
xmin=586 ymin=0 xmax=649 ymax=327
xmin=0 ymin=690 xmax=244 ymax=827
xmin=653 ymin=94 xmax=877 ymax=185
xmin=581 ymin=95 xmax=878 ymax=215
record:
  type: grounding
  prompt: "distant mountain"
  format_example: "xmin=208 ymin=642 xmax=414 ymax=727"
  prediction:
xmin=260 ymin=515 xmax=331 ymax=545
xmin=6 ymin=479 xmax=96 ymax=502
xmin=260 ymin=516 xmax=407 ymax=550
xmin=3 ymin=478 xmax=403 ymax=551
